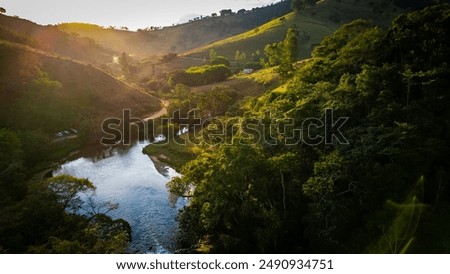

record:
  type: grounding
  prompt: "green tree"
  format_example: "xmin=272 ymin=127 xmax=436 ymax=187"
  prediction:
xmin=197 ymin=85 xmax=237 ymax=117
xmin=283 ymin=27 xmax=298 ymax=64
xmin=263 ymin=26 xmax=298 ymax=75
xmin=291 ymin=0 xmax=305 ymax=12
xmin=45 ymin=175 xmax=95 ymax=212
xmin=0 ymin=129 xmax=26 ymax=205
xmin=209 ymin=49 xmax=217 ymax=61
xmin=0 ymin=7 xmax=5 ymax=14
xmin=118 ymin=52 xmax=131 ymax=76
xmin=210 ymin=56 xmax=230 ymax=67
xmin=291 ymin=0 xmax=316 ymax=12
xmin=263 ymin=43 xmax=282 ymax=67
xmin=234 ymin=50 xmax=247 ymax=66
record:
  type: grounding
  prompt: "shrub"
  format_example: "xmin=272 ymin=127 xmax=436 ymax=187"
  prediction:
xmin=169 ymin=65 xmax=231 ymax=87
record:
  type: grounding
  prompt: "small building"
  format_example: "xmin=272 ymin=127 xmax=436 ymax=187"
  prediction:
xmin=243 ymin=68 xmax=254 ymax=74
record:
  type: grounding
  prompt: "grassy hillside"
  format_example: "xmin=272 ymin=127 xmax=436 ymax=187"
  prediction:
xmin=0 ymin=40 xmax=161 ymax=141
xmin=182 ymin=0 xmax=402 ymax=60
xmin=57 ymin=1 xmax=292 ymax=58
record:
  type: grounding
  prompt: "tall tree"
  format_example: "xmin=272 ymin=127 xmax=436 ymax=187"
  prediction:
xmin=278 ymin=26 xmax=299 ymax=79
xmin=283 ymin=26 xmax=299 ymax=63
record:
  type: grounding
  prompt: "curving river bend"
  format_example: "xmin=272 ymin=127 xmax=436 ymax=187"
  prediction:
xmin=53 ymin=141 xmax=186 ymax=254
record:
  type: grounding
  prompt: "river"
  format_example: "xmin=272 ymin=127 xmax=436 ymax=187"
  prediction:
xmin=53 ymin=141 xmax=186 ymax=254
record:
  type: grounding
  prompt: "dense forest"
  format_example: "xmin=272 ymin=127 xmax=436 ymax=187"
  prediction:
xmin=169 ymin=4 xmax=450 ymax=253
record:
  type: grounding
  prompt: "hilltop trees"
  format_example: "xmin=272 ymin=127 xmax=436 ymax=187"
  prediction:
xmin=0 ymin=7 xmax=5 ymax=14
xmin=220 ymin=9 xmax=233 ymax=16
xmin=291 ymin=0 xmax=316 ymax=12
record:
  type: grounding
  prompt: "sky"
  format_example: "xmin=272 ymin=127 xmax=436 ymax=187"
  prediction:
xmin=0 ymin=0 xmax=279 ymax=30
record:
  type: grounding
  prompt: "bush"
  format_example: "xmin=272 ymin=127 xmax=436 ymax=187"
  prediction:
xmin=169 ymin=65 xmax=231 ymax=87
xmin=211 ymin=56 xmax=230 ymax=67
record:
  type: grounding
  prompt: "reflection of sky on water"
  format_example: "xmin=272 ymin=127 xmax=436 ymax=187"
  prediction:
xmin=54 ymin=141 xmax=186 ymax=254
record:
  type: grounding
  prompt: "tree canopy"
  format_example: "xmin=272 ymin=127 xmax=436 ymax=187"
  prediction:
xmin=168 ymin=4 xmax=450 ymax=253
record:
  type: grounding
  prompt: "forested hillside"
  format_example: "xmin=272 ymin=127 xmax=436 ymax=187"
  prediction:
xmin=169 ymin=4 xmax=450 ymax=253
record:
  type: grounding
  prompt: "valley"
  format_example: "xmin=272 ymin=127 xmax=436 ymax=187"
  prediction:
xmin=1 ymin=0 xmax=450 ymax=254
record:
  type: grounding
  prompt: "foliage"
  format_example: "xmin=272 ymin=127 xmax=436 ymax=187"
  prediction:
xmin=0 ymin=172 xmax=130 ymax=253
xmin=168 ymin=65 xmax=231 ymax=87
xmin=0 ymin=129 xmax=26 ymax=206
xmin=211 ymin=56 xmax=231 ymax=67
xmin=0 ymin=123 xmax=130 ymax=253
xmin=263 ymin=26 xmax=298 ymax=80
xmin=234 ymin=50 xmax=247 ymax=66
xmin=169 ymin=5 xmax=450 ymax=253
xmin=367 ymin=177 xmax=426 ymax=254
xmin=292 ymin=0 xmax=317 ymax=12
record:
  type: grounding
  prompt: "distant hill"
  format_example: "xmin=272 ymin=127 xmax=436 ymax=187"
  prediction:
xmin=181 ymin=0 xmax=404 ymax=60
xmin=393 ymin=0 xmax=450 ymax=9
xmin=0 ymin=14 xmax=116 ymax=65
xmin=57 ymin=0 xmax=293 ymax=58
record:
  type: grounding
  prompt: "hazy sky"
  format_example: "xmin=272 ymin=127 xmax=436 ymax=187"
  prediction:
xmin=0 ymin=0 xmax=279 ymax=30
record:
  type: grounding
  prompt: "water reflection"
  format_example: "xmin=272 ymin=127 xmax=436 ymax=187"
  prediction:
xmin=53 ymin=141 xmax=186 ymax=254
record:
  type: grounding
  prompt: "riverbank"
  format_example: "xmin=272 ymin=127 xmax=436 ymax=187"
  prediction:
xmin=143 ymin=136 xmax=196 ymax=172
xmin=28 ymin=139 xmax=82 ymax=183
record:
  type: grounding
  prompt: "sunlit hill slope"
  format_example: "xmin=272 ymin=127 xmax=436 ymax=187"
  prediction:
xmin=182 ymin=0 xmax=403 ymax=60
xmin=57 ymin=0 xmax=293 ymax=58
xmin=0 ymin=20 xmax=161 ymax=141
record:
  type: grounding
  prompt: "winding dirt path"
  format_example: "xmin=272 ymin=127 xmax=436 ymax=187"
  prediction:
xmin=143 ymin=99 xmax=169 ymax=121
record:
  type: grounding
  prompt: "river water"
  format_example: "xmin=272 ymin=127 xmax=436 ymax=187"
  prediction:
xmin=53 ymin=141 xmax=186 ymax=254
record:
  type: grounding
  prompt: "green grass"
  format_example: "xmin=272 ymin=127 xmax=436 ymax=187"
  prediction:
xmin=233 ymin=66 xmax=280 ymax=88
xmin=143 ymin=136 xmax=196 ymax=171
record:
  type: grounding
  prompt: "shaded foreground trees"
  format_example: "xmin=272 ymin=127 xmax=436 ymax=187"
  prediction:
xmin=0 ymin=134 xmax=131 ymax=254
